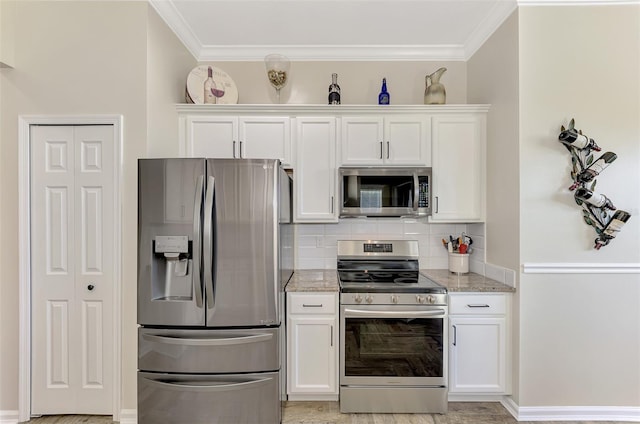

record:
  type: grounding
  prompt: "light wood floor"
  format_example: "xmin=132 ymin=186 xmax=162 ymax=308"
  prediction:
xmin=21 ymin=402 xmax=638 ymax=423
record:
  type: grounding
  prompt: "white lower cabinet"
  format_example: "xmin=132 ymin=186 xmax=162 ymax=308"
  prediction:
xmin=448 ymin=293 xmax=510 ymax=398
xmin=286 ymin=292 xmax=339 ymax=400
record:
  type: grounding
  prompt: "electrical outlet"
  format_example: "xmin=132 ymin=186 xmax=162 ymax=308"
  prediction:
xmin=316 ymin=236 xmax=324 ymax=247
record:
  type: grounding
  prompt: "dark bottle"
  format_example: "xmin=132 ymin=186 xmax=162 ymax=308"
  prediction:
xmin=378 ymin=78 xmax=390 ymax=105
xmin=328 ymin=73 xmax=341 ymax=105
xmin=574 ymin=188 xmax=615 ymax=210
xmin=569 ymin=151 xmax=617 ymax=190
xmin=558 ymin=128 xmax=601 ymax=151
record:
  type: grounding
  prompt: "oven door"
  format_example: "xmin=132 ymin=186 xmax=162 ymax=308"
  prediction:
xmin=340 ymin=304 xmax=447 ymax=387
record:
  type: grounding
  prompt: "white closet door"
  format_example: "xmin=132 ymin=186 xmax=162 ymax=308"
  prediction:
xmin=31 ymin=125 xmax=114 ymax=415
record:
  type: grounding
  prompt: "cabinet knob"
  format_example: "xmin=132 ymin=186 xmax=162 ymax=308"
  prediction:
xmin=87 ymin=284 xmax=95 ymax=291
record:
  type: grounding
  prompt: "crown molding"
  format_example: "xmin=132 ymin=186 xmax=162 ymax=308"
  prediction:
xmin=150 ymin=0 xmax=638 ymax=62
xmin=148 ymin=0 xmax=200 ymax=60
xmin=464 ymin=0 xmax=518 ymax=60
xmin=198 ymin=44 xmax=466 ymax=62
xmin=518 ymin=0 xmax=639 ymax=5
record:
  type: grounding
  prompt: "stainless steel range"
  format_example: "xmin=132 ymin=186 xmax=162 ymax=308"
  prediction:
xmin=338 ymin=240 xmax=448 ymax=414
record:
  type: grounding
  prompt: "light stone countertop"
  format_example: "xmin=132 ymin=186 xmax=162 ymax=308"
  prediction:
xmin=286 ymin=269 xmax=514 ymax=293
xmin=285 ymin=269 xmax=339 ymax=292
xmin=421 ymin=269 xmax=515 ymax=293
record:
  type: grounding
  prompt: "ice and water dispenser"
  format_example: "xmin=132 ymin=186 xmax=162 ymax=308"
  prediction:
xmin=151 ymin=235 xmax=193 ymax=300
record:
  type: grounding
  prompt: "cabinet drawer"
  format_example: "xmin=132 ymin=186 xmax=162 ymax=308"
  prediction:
xmin=449 ymin=294 xmax=506 ymax=315
xmin=288 ymin=293 xmax=336 ymax=314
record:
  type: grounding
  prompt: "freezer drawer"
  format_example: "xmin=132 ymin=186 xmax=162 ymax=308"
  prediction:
xmin=138 ymin=371 xmax=281 ymax=424
xmin=138 ymin=327 xmax=279 ymax=373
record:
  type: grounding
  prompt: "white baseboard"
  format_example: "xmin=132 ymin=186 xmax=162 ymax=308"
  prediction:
xmin=502 ymin=397 xmax=640 ymax=422
xmin=0 ymin=410 xmax=19 ymax=424
xmin=449 ymin=393 xmax=508 ymax=402
xmin=119 ymin=409 xmax=137 ymax=424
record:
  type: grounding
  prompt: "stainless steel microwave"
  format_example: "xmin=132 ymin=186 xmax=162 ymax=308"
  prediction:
xmin=339 ymin=167 xmax=432 ymax=218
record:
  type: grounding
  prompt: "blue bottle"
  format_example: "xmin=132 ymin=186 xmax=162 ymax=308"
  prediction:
xmin=378 ymin=78 xmax=390 ymax=105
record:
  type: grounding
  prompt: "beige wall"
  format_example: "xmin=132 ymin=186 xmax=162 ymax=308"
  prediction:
xmin=196 ymin=61 xmax=467 ymax=106
xmin=0 ymin=0 xmax=190 ymax=414
xmin=518 ymin=5 xmax=640 ymax=406
xmin=467 ymin=9 xmax=521 ymax=401
xmin=146 ymin=7 xmax=197 ymax=157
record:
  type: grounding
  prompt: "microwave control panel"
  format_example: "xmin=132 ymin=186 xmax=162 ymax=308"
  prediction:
xmin=418 ymin=176 xmax=430 ymax=208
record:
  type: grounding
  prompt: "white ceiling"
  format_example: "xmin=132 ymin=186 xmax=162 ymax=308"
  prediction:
xmin=150 ymin=0 xmax=520 ymax=61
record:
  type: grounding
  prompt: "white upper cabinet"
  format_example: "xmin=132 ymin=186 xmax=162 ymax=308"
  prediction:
xmin=340 ymin=116 xmax=430 ymax=166
xmin=294 ymin=117 xmax=338 ymax=222
xmin=180 ymin=113 xmax=292 ymax=166
xmin=430 ymin=113 xmax=486 ymax=222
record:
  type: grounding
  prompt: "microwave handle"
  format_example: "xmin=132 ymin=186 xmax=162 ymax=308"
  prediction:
xmin=413 ymin=173 xmax=419 ymax=211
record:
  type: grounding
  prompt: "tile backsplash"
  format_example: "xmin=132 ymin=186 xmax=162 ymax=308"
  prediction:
xmin=294 ymin=218 xmax=486 ymax=271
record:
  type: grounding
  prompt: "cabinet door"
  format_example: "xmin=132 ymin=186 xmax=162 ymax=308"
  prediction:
xmin=340 ymin=117 xmax=384 ymax=165
xmin=239 ymin=117 xmax=292 ymax=166
xmin=185 ymin=116 xmax=238 ymax=158
xmin=287 ymin=315 xmax=337 ymax=395
xmin=449 ymin=316 xmax=506 ymax=394
xmin=294 ymin=117 xmax=338 ymax=222
xmin=430 ymin=114 xmax=485 ymax=222
xmin=385 ymin=116 xmax=431 ymax=166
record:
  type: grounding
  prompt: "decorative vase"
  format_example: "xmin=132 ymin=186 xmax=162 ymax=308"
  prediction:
xmin=424 ymin=67 xmax=447 ymax=105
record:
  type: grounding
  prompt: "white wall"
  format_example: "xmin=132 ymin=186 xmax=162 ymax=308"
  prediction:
xmin=518 ymin=5 xmax=640 ymax=407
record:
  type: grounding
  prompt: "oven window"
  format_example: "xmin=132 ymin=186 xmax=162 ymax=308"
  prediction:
xmin=344 ymin=317 xmax=443 ymax=378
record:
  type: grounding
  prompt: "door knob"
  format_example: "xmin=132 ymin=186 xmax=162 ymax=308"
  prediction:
xmin=87 ymin=284 xmax=95 ymax=291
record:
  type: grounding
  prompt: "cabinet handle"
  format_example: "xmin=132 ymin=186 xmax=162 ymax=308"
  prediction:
xmin=379 ymin=141 xmax=383 ymax=159
xmin=467 ymin=304 xmax=490 ymax=308
xmin=239 ymin=141 xmax=244 ymax=158
xmin=452 ymin=324 xmax=457 ymax=346
xmin=330 ymin=325 xmax=333 ymax=347
xmin=302 ymin=304 xmax=323 ymax=308
xmin=386 ymin=141 xmax=390 ymax=159
xmin=232 ymin=141 xmax=236 ymax=158
xmin=330 ymin=196 xmax=334 ymax=214
xmin=435 ymin=196 xmax=439 ymax=213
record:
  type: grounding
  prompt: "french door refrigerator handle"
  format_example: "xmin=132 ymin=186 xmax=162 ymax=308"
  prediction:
xmin=203 ymin=175 xmax=215 ymax=309
xmin=141 ymin=332 xmax=273 ymax=346
xmin=192 ymin=175 xmax=204 ymax=308
xmin=143 ymin=377 xmax=272 ymax=392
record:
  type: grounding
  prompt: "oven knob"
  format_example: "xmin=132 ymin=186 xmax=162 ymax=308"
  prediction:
xmin=416 ymin=295 xmax=426 ymax=304
xmin=391 ymin=295 xmax=398 ymax=304
xmin=366 ymin=295 xmax=374 ymax=304
xmin=354 ymin=294 xmax=363 ymax=304
xmin=427 ymin=295 xmax=435 ymax=304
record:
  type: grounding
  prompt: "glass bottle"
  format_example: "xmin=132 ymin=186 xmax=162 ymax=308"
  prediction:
xmin=569 ymin=152 xmax=617 ymax=190
xmin=574 ymin=188 xmax=615 ymax=210
xmin=558 ymin=128 xmax=601 ymax=151
xmin=602 ymin=210 xmax=631 ymax=238
xmin=203 ymin=66 xmax=217 ymax=104
xmin=328 ymin=73 xmax=341 ymax=105
xmin=378 ymin=78 xmax=390 ymax=105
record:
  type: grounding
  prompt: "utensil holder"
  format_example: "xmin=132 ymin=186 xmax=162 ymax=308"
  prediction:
xmin=448 ymin=253 xmax=469 ymax=274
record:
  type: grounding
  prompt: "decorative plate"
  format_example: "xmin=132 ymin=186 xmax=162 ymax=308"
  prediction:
xmin=186 ymin=65 xmax=239 ymax=105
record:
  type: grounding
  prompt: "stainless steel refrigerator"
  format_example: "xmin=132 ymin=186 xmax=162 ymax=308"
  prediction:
xmin=137 ymin=158 xmax=293 ymax=424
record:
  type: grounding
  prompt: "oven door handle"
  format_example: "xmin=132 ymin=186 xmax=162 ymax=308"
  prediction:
xmin=343 ymin=308 xmax=446 ymax=318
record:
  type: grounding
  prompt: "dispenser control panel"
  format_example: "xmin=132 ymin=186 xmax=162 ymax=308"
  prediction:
xmin=155 ymin=236 xmax=189 ymax=254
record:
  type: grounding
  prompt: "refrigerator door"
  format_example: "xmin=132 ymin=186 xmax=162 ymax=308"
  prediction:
xmin=138 ymin=327 xmax=279 ymax=373
xmin=138 ymin=158 xmax=205 ymax=326
xmin=204 ymin=159 xmax=280 ymax=327
xmin=138 ymin=371 xmax=281 ymax=424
